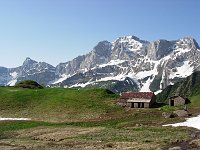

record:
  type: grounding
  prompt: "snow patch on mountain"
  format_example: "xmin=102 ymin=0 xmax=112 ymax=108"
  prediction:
xmin=169 ymin=61 xmax=193 ymax=79
xmin=51 ymin=74 xmax=71 ymax=84
xmin=138 ymin=59 xmax=160 ymax=92
xmin=10 ymin=72 xmax=18 ymax=78
xmin=98 ymin=59 xmax=126 ymax=68
xmin=97 ymin=72 xmax=137 ymax=83
xmin=69 ymin=72 xmax=139 ymax=88
xmin=7 ymin=79 xmax=17 ymax=86
xmin=69 ymin=82 xmax=92 ymax=88
xmin=7 ymin=72 xmax=18 ymax=86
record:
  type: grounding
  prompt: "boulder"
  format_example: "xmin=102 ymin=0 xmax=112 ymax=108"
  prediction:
xmin=173 ymin=110 xmax=188 ymax=117
xmin=162 ymin=112 xmax=175 ymax=118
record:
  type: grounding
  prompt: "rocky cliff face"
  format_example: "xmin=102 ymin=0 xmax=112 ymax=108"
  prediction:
xmin=0 ymin=67 xmax=9 ymax=85
xmin=147 ymin=40 xmax=175 ymax=60
xmin=1 ymin=36 xmax=199 ymax=93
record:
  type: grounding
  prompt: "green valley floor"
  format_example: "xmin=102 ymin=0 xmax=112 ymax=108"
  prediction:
xmin=0 ymin=87 xmax=200 ymax=149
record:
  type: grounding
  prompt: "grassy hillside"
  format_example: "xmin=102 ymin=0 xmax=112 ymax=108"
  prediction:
xmin=0 ymin=87 xmax=120 ymax=122
xmin=157 ymin=71 xmax=200 ymax=103
xmin=189 ymin=94 xmax=200 ymax=108
xmin=1 ymin=86 xmax=200 ymax=149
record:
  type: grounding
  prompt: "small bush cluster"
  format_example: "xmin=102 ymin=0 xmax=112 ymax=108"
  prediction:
xmin=15 ymin=80 xmax=43 ymax=89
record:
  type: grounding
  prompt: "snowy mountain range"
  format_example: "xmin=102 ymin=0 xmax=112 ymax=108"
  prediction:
xmin=0 ymin=35 xmax=200 ymax=93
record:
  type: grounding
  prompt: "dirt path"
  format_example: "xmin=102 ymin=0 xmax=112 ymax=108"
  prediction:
xmin=17 ymin=127 xmax=104 ymax=142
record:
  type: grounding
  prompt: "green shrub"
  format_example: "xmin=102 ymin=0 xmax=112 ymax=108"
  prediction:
xmin=15 ymin=80 xmax=43 ymax=89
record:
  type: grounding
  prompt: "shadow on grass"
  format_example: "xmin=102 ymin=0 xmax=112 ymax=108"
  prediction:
xmin=154 ymin=102 xmax=167 ymax=108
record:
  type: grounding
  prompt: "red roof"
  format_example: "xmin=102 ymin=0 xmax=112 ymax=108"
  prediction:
xmin=121 ymin=92 xmax=154 ymax=99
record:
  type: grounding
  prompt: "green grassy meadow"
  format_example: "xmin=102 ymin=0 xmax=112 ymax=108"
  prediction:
xmin=0 ymin=87 xmax=120 ymax=122
xmin=0 ymin=87 xmax=200 ymax=149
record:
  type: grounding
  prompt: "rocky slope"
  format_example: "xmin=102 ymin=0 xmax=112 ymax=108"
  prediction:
xmin=0 ymin=36 xmax=200 ymax=93
xmin=157 ymin=71 xmax=200 ymax=103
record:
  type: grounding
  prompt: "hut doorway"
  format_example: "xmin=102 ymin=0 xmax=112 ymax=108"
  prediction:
xmin=141 ymin=103 xmax=144 ymax=108
xmin=138 ymin=102 xmax=140 ymax=108
xmin=131 ymin=103 xmax=135 ymax=108
xmin=138 ymin=102 xmax=144 ymax=108
xmin=170 ymin=100 xmax=174 ymax=106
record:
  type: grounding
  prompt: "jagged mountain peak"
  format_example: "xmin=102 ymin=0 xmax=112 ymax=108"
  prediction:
xmin=24 ymin=57 xmax=35 ymax=62
xmin=110 ymin=35 xmax=149 ymax=58
xmin=176 ymin=37 xmax=198 ymax=46
xmin=93 ymin=40 xmax=112 ymax=54
xmin=180 ymin=36 xmax=196 ymax=41
xmin=96 ymin=40 xmax=111 ymax=45
xmin=22 ymin=57 xmax=55 ymax=68
xmin=174 ymin=37 xmax=200 ymax=54
xmin=25 ymin=57 xmax=32 ymax=61
xmin=23 ymin=57 xmax=37 ymax=66
xmin=177 ymin=37 xmax=199 ymax=49
xmin=114 ymin=35 xmax=149 ymax=44
xmin=119 ymin=35 xmax=141 ymax=41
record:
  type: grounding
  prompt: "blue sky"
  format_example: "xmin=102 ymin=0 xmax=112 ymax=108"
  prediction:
xmin=0 ymin=0 xmax=199 ymax=67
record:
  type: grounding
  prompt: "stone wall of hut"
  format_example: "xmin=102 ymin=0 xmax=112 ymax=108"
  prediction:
xmin=169 ymin=96 xmax=185 ymax=106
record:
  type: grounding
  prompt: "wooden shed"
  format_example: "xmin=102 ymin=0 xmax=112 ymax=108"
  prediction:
xmin=118 ymin=92 xmax=156 ymax=108
xmin=169 ymin=96 xmax=190 ymax=106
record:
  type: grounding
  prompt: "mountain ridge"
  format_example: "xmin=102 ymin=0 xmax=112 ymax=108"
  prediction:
xmin=1 ymin=35 xmax=200 ymax=93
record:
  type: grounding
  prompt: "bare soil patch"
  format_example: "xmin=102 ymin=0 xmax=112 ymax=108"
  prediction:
xmin=0 ymin=126 xmax=162 ymax=150
xmin=17 ymin=127 xmax=104 ymax=142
